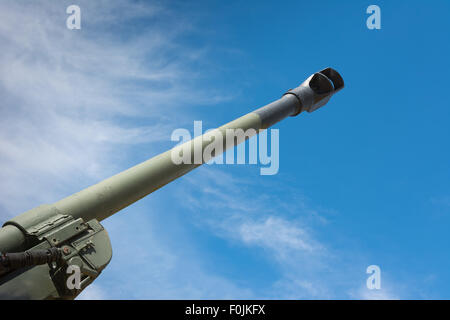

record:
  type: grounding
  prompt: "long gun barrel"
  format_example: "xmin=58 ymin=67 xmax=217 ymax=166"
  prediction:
xmin=0 ymin=68 xmax=343 ymax=299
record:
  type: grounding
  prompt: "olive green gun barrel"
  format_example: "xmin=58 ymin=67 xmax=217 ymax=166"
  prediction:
xmin=0 ymin=68 xmax=343 ymax=254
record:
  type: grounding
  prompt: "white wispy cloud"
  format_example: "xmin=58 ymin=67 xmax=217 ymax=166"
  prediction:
xmin=177 ymin=167 xmax=336 ymax=297
xmin=239 ymin=217 xmax=315 ymax=251
xmin=176 ymin=166 xmax=403 ymax=299
xmin=0 ymin=0 xmax=224 ymax=216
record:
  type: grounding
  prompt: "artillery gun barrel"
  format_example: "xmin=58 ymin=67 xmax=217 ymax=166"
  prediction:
xmin=0 ymin=68 xmax=343 ymax=254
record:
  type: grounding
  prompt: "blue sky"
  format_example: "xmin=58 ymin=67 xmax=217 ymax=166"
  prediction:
xmin=0 ymin=0 xmax=449 ymax=299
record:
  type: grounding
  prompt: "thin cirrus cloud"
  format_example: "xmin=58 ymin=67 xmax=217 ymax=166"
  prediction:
xmin=179 ymin=167 xmax=334 ymax=298
xmin=175 ymin=166 xmax=404 ymax=299
xmin=0 ymin=0 xmax=225 ymax=217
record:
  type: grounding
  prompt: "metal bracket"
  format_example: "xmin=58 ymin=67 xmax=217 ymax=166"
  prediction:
xmin=0 ymin=215 xmax=112 ymax=300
